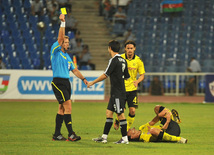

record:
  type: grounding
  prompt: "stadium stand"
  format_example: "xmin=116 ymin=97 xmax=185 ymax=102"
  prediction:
xmin=0 ymin=0 xmax=213 ymax=72
xmin=108 ymin=0 xmax=214 ymax=72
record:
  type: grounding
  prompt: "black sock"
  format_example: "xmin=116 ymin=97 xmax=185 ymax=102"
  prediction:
xmin=120 ymin=119 xmax=127 ymax=137
xmin=64 ymin=114 xmax=73 ymax=136
xmin=157 ymin=131 xmax=164 ymax=141
xmin=54 ymin=114 xmax=64 ymax=136
xmin=103 ymin=118 xmax=113 ymax=135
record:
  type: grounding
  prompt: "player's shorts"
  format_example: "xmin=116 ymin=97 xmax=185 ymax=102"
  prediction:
xmin=165 ymin=120 xmax=181 ymax=136
xmin=51 ymin=78 xmax=71 ymax=104
xmin=107 ymin=97 xmax=126 ymax=114
xmin=126 ymin=90 xmax=138 ymax=108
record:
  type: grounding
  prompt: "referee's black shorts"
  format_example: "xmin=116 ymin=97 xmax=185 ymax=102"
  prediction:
xmin=51 ymin=78 xmax=71 ymax=104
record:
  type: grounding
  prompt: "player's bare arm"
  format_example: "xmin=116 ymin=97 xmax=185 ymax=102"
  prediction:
xmin=87 ymin=74 xmax=107 ymax=88
xmin=158 ymin=109 xmax=171 ymax=130
xmin=133 ymin=74 xmax=145 ymax=87
xmin=149 ymin=116 xmax=159 ymax=126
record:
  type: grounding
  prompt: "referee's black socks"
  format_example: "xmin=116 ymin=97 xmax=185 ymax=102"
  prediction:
xmin=64 ymin=114 xmax=74 ymax=136
xmin=54 ymin=113 xmax=64 ymax=136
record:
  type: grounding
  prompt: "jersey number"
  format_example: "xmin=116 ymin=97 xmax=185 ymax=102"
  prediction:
xmin=122 ymin=63 xmax=126 ymax=73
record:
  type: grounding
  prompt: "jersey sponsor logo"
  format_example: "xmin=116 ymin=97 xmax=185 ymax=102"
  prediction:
xmin=128 ymin=67 xmax=137 ymax=70
xmin=209 ymin=81 xmax=214 ymax=96
xmin=0 ymin=74 xmax=10 ymax=94
xmin=17 ymin=76 xmax=104 ymax=95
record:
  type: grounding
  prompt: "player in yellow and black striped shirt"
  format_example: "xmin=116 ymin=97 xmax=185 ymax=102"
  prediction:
xmin=114 ymin=40 xmax=145 ymax=131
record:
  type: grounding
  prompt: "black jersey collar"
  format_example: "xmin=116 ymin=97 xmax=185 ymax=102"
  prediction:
xmin=125 ymin=53 xmax=135 ymax=60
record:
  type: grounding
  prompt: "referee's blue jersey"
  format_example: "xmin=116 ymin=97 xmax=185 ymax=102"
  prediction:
xmin=50 ymin=41 xmax=75 ymax=79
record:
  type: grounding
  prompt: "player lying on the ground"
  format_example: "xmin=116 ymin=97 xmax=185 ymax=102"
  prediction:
xmin=127 ymin=105 xmax=187 ymax=143
xmin=127 ymin=124 xmax=187 ymax=143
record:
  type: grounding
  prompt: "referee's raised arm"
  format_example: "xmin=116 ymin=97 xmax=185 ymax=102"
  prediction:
xmin=58 ymin=14 xmax=65 ymax=46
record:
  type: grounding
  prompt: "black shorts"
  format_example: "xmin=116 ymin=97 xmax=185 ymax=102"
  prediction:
xmin=126 ymin=90 xmax=138 ymax=108
xmin=51 ymin=78 xmax=71 ymax=104
xmin=107 ymin=97 xmax=126 ymax=114
xmin=165 ymin=121 xmax=181 ymax=136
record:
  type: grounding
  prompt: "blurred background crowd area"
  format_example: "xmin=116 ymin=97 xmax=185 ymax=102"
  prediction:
xmin=0 ymin=0 xmax=214 ymax=72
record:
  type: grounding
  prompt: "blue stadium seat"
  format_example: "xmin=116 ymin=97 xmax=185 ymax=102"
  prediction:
xmin=29 ymin=15 xmax=38 ymax=25
xmin=12 ymin=0 xmax=22 ymax=8
xmin=10 ymin=56 xmax=22 ymax=69
xmin=80 ymin=65 xmax=91 ymax=70
xmin=112 ymin=23 xmax=125 ymax=36
xmin=21 ymin=58 xmax=33 ymax=69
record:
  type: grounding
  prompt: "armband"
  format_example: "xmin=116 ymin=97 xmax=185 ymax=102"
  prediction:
xmin=60 ymin=21 xmax=65 ymax=27
xmin=82 ymin=78 xmax=86 ymax=81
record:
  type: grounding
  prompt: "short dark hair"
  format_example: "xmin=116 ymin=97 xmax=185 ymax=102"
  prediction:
xmin=124 ymin=40 xmax=136 ymax=47
xmin=108 ymin=40 xmax=120 ymax=52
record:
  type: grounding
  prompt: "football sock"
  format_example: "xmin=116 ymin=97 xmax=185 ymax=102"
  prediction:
xmin=162 ymin=132 xmax=181 ymax=142
xmin=127 ymin=113 xmax=135 ymax=131
xmin=120 ymin=119 xmax=127 ymax=137
xmin=64 ymin=114 xmax=74 ymax=136
xmin=102 ymin=134 xmax=108 ymax=139
xmin=158 ymin=131 xmax=181 ymax=142
xmin=54 ymin=114 xmax=64 ymax=136
xmin=103 ymin=118 xmax=113 ymax=135
xmin=115 ymin=116 xmax=119 ymax=122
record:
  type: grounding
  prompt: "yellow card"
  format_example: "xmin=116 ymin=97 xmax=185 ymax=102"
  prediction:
xmin=60 ymin=8 xmax=67 ymax=15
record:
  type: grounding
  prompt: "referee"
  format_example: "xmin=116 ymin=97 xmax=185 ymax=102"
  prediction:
xmin=51 ymin=14 xmax=88 ymax=141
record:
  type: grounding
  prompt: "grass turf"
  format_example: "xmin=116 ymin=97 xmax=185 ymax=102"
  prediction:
xmin=0 ymin=101 xmax=214 ymax=155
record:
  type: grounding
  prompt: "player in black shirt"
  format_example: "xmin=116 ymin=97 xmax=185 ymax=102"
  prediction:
xmin=87 ymin=40 xmax=130 ymax=144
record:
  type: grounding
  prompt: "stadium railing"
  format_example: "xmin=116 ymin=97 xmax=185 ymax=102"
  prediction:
xmin=138 ymin=72 xmax=208 ymax=96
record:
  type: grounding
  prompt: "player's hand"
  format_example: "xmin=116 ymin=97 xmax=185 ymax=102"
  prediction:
xmin=59 ymin=14 xmax=65 ymax=22
xmin=87 ymin=82 xmax=93 ymax=88
xmin=162 ymin=125 xmax=167 ymax=130
xmin=133 ymin=81 xmax=138 ymax=87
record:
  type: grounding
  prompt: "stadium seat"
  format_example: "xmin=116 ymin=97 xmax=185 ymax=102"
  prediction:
xmin=10 ymin=56 xmax=22 ymax=69
xmin=80 ymin=65 xmax=92 ymax=70
xmin=21 ymin=58 xmax=33 ymax=69
xmin=112 ymin=23 xmax=125 ymax=36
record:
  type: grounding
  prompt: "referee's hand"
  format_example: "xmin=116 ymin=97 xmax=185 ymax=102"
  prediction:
xmin=59 ymin=14 xmax=65 ymax=22
xmin=83 ymin=79 xmax=88 ymax=85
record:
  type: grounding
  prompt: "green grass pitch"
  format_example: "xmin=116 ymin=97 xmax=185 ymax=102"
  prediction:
xmin=0 ymin=101 xmax=214 ymax=155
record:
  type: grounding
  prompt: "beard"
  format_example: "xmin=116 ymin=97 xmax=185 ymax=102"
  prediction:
xmin=127 ymin=53 xmax=133 ymax=59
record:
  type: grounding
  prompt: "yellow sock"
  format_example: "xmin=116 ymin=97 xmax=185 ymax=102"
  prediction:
xmin=127 ymin=115 xmax=135 ymax=131
xmin=116 ymin=116 xmax=119 ymax=122
xmin=162 ymin=132 xmax=181 ymax=142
